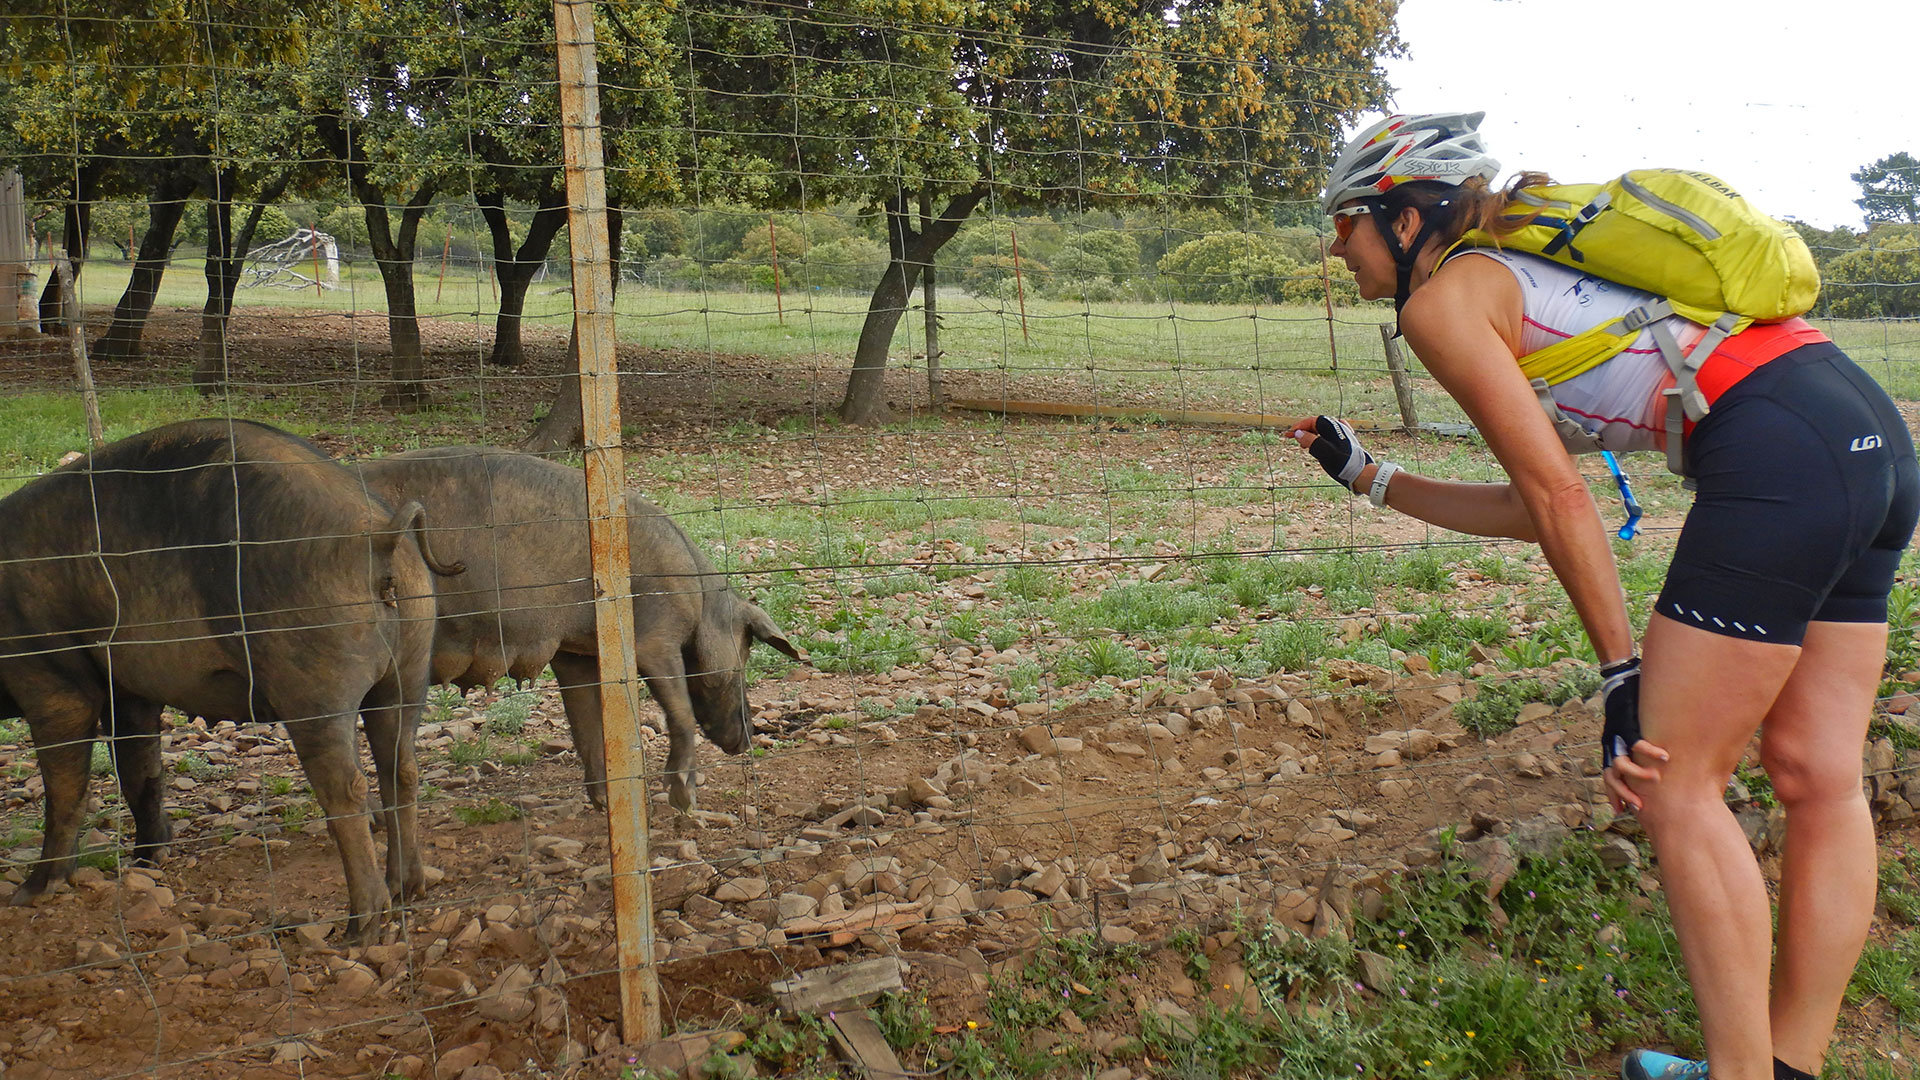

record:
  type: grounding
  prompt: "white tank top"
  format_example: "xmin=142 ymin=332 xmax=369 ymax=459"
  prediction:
xmin=1456 ymin=249 xmax=1699 ymax=453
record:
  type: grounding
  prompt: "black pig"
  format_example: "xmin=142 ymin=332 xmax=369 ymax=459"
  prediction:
xmin=0 ymin=420 xmax=460 ymax=939
xmin=353 ymin=446 xmax=803 ymax=812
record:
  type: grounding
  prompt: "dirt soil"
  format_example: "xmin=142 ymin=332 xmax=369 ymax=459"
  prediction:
xmin=2 ymin=309 xmax=1918 ymax=1080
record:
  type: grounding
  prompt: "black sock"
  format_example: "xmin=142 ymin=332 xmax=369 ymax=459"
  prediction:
xmin=1774 ymin=1059 xmax=1817 ymax=1080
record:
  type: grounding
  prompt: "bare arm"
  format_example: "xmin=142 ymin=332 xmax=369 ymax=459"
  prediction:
xmin=1392 ymin=257 xmax=1636 ymax=665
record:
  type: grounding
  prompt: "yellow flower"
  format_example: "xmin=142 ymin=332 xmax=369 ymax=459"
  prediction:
xmin=1575 ymin=965 xmax=1584 ymax=971
xmin=1396 ymin=943 xmax=1407 ymax=950
xmin=1466 ymin=1031 xmax=1476 ymax=1039
xmin=1423 ymin=1062 xmax=1432 ymax=1068
xmin=1538 ymin=977 xmax=1547 ymax=983
xmin=966 ymin=1020 xmax=978 ymax=1030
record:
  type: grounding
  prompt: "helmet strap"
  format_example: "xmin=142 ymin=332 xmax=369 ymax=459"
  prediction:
xmin=1368 ymin=198 xmax=1446 ymax=335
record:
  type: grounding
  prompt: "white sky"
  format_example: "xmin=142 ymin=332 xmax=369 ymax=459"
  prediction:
xmin=1363 ymin=0 xmax=1919 ymax=230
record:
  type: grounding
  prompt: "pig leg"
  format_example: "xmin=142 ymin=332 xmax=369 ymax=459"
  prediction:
xmin=634 ymin=644 xmax=702 ymax=813
xmin=549 ymin=651 xmax=607 ymax=810
xmin=103 ymin=692 xmax=172 ymax=866
xmin=276 ymin=699 xmax=389 ymax=941
xmin=12 ymin=691 xmax=103 ymax=904
xmin=359 ymin=673 xmax=425 ymax=903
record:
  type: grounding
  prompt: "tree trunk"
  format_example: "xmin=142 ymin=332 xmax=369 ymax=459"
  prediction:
xmin=38 ymin=160 xmax=102 ymax=335
xmin=481 ymin=192 xmax=568 ymax=368
xmin=191 ymin=172 xmax=238 ymax=393
xmin=839 ymin=185 xmax=987 ymax=426
xmin=919 ymin=190 xmax=944 ymax=411
xmin=355 ymin=181 xmax=439 ymax=410
xmin=192 ymin=171 xmax=291 ymax=392
xmin=524 ymin=205 xmax=621 ymax=454
xmin=98 ymin=171 xmax=197 ymax=362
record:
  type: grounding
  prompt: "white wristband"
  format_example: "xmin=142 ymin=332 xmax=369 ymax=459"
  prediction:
xmin=1367 ymin=462 xmax=1399 ymax=508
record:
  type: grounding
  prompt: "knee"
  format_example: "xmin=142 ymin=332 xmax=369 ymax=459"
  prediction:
xmin=1759 ymin=742 xmax=1864 ymax=809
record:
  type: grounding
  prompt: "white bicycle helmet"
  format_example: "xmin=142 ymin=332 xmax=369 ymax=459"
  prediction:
xmin=1320 ymin=111 xmax=1501 ymax=215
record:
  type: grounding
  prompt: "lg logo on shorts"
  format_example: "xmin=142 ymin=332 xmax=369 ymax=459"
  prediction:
xmin=1851 ymin=434 xmax=1884 ymax=452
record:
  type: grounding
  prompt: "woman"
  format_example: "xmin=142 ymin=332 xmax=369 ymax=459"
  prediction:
xmin=1290 ymin=112 xmax=1918 ymax=1080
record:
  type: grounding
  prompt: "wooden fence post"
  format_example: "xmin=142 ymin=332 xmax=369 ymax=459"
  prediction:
xmin=553 ymin=0 xmax=660 ymax=1047
xmin=1379 ymin=323 xmax=1418 ymax=434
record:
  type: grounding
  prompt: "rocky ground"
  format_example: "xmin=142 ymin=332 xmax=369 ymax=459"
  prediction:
xmin=5 ymin=642 xmax=1920 ymax=1080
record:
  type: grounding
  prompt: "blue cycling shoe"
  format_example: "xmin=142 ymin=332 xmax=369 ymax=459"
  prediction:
xmin=1622 ymin=1049 xmax=1710 ymax=1079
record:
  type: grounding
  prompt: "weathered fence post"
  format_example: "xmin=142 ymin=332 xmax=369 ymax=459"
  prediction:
xmin=53 ymin=255 xmax=103 ymax=448
xmin=552 ymin=0 xmax=661 ymax=1047
xmin=1320 ymin=237 xmax=1339 ymax=372
xmin=1010 ymin=227 xmax=1029 ymax=343
xmin=1379 ymin=322 xmax=1418 ymax=434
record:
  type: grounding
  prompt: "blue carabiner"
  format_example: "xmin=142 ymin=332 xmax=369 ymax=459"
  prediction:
xmin=1600 ymin=451 xmax=1642 ymax=541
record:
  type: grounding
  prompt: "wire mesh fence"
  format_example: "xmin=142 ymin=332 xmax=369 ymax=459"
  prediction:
xmin=4 ymin=1 xmax=1920 ymax=1078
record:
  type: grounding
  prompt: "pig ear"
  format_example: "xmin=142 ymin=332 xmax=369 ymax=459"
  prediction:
xmin=745 ymin=604 xmax=808 ymax=663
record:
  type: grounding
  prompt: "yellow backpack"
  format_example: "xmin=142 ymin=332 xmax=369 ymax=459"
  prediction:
xmin=1444 ymin=170 xmax=1820 ymax=475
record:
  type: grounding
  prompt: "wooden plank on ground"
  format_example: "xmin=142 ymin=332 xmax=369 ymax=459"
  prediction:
xmin=771 ymin=956 xmax=906 ymax=1014
xmin=828 ymin=1011 xmax=909 ymax=1080
xmin=945 ymin=398 xmax=1472 ymax=436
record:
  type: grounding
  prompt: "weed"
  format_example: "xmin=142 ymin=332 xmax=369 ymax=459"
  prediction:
xmin=998 ymin=564 xmax=1065 ymax=602
xmin=1883 ymin=582 xmax=1920 ymax=694
xmin=1254 ymin=621 xmax=1329 ymax=674
xmin=944 ymin=610 xmax=984 ymax=643
xmin=1882 ymin=845 xmax=1920 ymax=925
xmin=1392 ymin=547 xmax=1455 ymax=592
xmin=1848 ymin=931 xmax=1920 ymax=1016
xmin=1871 ymin=713 xmax=1920 ymax=752
xmin=1 ymin=820 xmax=41 ymax=850
xmin=425 ymin=685 xmax=464 ymax=723
xmin=278 ymin=799 xmax=321 ymax=830
xmin=485 ymin=688 xmax=536 ymax=736
xmin=864 ymin=572 xmax=926 ymax=598
xmin=452 ymin=798 xmax=523 ymax=826
xmin=873 ymin=992 xmax=936 ymax=1053
xmin=76 ymin=847 xmax=120 ymax=873
xmin=1168 ymin=926 xmax=1211 ymax=981
xmin=89 ymin=742 xmax=113 ymax=777
xmin=447 ymin=736 xmax=492 ymax=765
xmin=171 ymin=752 xmax=218 ymax=781
xmin=1732 ymin=762 xmax=1777 ymax=808
xmin=811 ymin=621 xmax=922 ymax=675
xmin=1454 ymin=667 xmax=1597 ymax=739
xmin=739 ymin=1012 xmax=831 ymax=1073
xmin=1006 ymin=660 xmax=1043 ymax=695
xmin=265 ymin=775 xmax=295 ymax=798
xmin=1070 ymin=637 xmax=1147 ymax=680
xmin=1452 ymin=676 xmax=1549 ymax=738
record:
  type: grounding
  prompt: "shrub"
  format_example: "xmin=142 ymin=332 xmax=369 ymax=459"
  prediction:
xmin=1157 ymin=232 xmax=1304 ymax=304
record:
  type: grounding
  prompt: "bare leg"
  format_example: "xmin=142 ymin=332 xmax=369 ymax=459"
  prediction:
xmin=1633 ymin=612 xmax=1800 ymax=1080
xmin=1759 ymin=620 xmax=1884 ymax=1074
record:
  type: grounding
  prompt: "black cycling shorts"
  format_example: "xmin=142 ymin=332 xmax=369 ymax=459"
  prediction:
xmin=1656 ymin=342 xmax=1919 ymax=646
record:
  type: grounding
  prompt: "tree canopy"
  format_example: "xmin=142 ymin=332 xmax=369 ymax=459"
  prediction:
xmin=1854 ymin=152 xmax=1920 ymax=225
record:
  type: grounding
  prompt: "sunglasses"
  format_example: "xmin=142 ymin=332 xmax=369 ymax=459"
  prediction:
xmin=1331 ymin=204 xmax=1373 ymax=242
